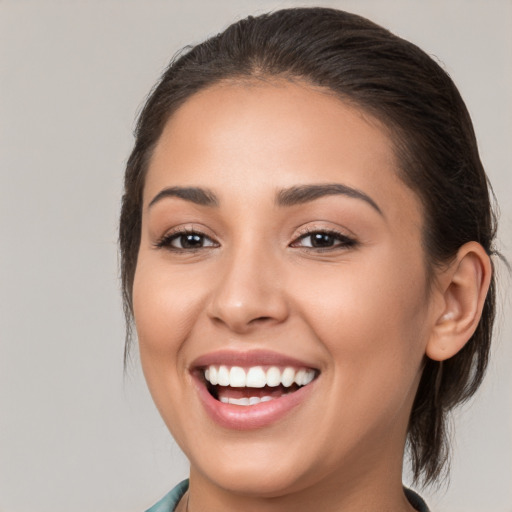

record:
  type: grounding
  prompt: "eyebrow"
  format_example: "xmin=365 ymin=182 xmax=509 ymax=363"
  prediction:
xmin=276 ymin=183 xmax=383 ymax=215
xmin=148 ymin=186 xmax=219 ymax=209
xmin=148 ymin=183 xmax=382 ymax=215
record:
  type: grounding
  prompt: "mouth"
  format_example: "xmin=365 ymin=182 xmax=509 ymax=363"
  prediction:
xmin=202 ymin=365 xmax=317 ymax=406
xmin=190 ymin=350 xmax=320 ymax=429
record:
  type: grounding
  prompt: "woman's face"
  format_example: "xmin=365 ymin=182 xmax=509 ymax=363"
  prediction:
xmin=133 ymin=81 xmax=438 ymax=497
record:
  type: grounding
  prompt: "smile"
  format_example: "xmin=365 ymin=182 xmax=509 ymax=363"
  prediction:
xmin=191 ymin=350 xmax=320 ymax=429
xmin=190 ymin=350 xmax=321 ymax=430
xmin=203 ymin=365 xmax=316 ymax=405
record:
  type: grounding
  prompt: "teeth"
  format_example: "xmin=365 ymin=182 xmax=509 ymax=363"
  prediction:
xmin=222 ymin=396 xmax=275 ymax=406
xmin=230 ymin=397 xmax=250 ymax=406
xmin=209 ymin=366 xmax=218 ymax=385
xmin=217 ymin=365 xmax=230 ymax=386
xmin=246 ymin=366 xmax=266 ymax=388
xmin=294 ymin=369 xmax=314 ymax=386
xmin=266 ymin=367 xmax=281 ymax=386
xmin=303 ymin=370 xmax=314 ymax=385
xmin=281 ymin=367 xmax=295 ymax=387
xmin=203 ymin=365 xmax=316 ymax=389
xmin=295 ymin=369 xmax=306 ymax=386
xmin=229 ymin=366 xmax=246 ymax=387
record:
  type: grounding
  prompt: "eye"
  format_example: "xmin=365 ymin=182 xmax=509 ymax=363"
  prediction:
xmin=291 ymin=230 xmax=356 ymax=250
xmin=155 ymin=229 xmax=219 ymax=251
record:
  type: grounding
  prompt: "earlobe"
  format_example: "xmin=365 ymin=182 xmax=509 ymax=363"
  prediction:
xmin=426 ymin=242 xmax=492 ymax=362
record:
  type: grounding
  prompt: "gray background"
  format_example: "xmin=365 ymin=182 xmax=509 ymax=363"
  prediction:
xmin=1 ymin=1 xmax=511 ymax=511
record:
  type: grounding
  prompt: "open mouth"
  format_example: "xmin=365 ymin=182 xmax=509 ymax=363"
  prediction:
xmin=201 ymin=365 xmax=318 ymax=406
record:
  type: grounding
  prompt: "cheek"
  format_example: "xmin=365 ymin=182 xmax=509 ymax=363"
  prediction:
xmin=132 ymin=257 xmax=204 ymax=355
xmin=131 ymin=258 xmax=201 ymax=433
xmin=131 ymin=258 xmax=206 ymax=425
xmin=295 ymin=249 xmax=429 ymax=380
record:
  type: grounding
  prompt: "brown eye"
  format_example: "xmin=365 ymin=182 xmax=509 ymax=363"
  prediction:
xmin=292 ymin=230 xmax=356 ymax=250
xmin=173 ymin=233 xmax=207 ymax=249
xmin=156 ymin=230 xmax=218 ymax=251
xmin=309 ymin=233 xmax=337 ymax=247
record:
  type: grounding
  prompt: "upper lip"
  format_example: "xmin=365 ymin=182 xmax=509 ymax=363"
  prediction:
xmin=190 ymin=349 xmax=318 ymax=370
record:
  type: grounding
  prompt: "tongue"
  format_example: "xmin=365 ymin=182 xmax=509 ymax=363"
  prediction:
xmin=216 ymin=384 xmax=298 ymax=401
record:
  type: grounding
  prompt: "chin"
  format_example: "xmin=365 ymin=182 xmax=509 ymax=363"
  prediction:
xmin=193 ymin=455 xmax=316 ymax=498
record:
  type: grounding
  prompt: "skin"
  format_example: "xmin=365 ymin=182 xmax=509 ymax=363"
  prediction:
xmin=132 ymin=80 xmax=490 ymax=512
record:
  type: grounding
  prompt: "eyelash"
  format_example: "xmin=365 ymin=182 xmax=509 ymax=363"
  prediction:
xmin=154 ymin=227 xmax=357 ymax=253
xmin=155 ymin=228 xmax=219 ymax=253
xmin=290 ymin=228 xmax=357 ymax=251
xmin=154 ymin=228 xmax=219 ymax=252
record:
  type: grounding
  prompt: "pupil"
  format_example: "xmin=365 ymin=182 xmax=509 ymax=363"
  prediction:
xmin=182 ymin=234 xmax=203 ymax=248
xmin=312 ymin=233 xmax=333 ymax=247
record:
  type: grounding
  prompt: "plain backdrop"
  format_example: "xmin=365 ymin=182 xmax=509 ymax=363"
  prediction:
xmin=1 ymin=1 xmax=511 ymax=511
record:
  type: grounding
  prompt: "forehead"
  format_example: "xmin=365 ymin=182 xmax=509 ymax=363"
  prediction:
xmin=144 ymin=80 xmax=422 ymax=229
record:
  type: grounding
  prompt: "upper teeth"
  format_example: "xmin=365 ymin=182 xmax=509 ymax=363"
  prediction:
xmin=204 ymin=365 xmax=315 ymax=388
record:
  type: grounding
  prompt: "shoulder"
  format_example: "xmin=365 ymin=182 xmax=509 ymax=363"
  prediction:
xmin=145 ymin=480 xmax=189 ymax=512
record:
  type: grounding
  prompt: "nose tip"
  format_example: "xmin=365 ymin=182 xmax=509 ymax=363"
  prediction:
xmin=207 ymin=256 xmax=289 ymax=333
xmin=210 ymin=301 xmax=284 ymax=333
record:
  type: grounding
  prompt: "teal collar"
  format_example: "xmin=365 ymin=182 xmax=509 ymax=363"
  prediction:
xmin=145 ymin=480 xmax=430 ymax=512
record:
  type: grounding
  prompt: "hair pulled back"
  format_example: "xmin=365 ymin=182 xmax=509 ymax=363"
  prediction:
xmin=120 ymin=7 xmax=497 ymax=486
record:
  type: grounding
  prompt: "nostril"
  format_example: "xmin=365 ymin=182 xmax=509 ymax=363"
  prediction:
xmin=211 ymin=314 xmax=277 ymax=332
xmin=249 ymin=316 xmax=274 ymax=324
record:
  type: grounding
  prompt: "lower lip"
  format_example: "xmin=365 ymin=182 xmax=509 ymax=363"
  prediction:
xmin=193 ymin=374 xmax=316 ymax=430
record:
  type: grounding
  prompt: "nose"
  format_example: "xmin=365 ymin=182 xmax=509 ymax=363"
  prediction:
xmin=206 ymin=245 xmax=289 ymax=334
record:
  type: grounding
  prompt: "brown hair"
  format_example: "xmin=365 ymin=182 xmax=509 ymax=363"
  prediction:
xmin=120 ymin=7 xmax=498 ymax=486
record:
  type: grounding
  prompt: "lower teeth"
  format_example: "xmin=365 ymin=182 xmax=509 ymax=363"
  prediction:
xmin=207 ymin=382 xmax=303 ymax=406
xmin=220 ymin=396 xmax=274 ymax=406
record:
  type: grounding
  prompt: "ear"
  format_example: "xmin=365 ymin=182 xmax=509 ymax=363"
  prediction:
xmin=426 ymin=242 xmax=492 ymax=361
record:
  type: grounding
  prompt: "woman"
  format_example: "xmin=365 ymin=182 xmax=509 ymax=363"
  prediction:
xmin=119 ymin=8 xmax=497 ymax=512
